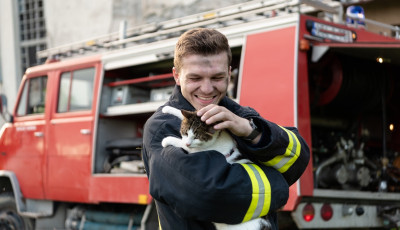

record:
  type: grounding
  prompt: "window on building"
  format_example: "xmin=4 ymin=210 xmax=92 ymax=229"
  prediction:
xmin=18 ymin=0 xmax=47 ymax=72
xmin=57 ymin=68 xmax=95 ymax=113
xmin=16 ymin=76 xmax=47 ymax=116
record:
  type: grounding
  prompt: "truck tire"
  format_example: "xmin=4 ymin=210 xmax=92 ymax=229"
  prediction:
xmin=0 ymin=193 xmax=34 ymax=230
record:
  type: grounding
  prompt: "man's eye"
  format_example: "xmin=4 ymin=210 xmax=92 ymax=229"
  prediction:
xmin=213 ymin=77 xmax=225 ymax=81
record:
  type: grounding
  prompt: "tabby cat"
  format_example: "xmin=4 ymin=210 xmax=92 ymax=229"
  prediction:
xmin=161 ymin=105 xmax=270 ymax=230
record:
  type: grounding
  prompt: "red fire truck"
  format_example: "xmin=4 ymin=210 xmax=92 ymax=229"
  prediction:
xmin=1 ymin=0 xmax=400 ymax=229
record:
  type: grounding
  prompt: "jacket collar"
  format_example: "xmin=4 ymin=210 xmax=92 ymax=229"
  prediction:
xmin=169 ymin=85 xmax=195 ymax=111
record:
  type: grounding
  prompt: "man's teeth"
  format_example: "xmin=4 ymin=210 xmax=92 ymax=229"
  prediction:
xmin=198 ymin=96 xmax=214 ymax=100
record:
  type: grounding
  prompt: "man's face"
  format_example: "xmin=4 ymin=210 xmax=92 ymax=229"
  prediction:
xmin=173 ymin=52 xmax=231 ymax=111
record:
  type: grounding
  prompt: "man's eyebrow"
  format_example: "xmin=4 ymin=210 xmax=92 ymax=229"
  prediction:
xmin=212 ymin=72 xmax=228 ymax=77
xmin=186 ymin=73 xmax=202 ymax=77
xmin=187 ymin=72 xmax=227 ymax=77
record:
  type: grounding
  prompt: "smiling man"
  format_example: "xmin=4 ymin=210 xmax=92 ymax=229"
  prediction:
xmin=142 ymin=28 xmax=310 ymax=230
xmin=175 ymin=53 xmax=229 ymax=109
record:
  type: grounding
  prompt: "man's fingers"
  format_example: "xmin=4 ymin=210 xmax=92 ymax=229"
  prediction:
xmin=198 ymin=105 xmax=223 ymax=122
xmin=197 ymin=105 xmax=247 ymax=135
xmin=197 ymin=104 xmax=217 ymax=117
xmin=213 ymin=120 xmax=232 ymax=130
xmin=204 ymin=112 xmax=227 ymax=125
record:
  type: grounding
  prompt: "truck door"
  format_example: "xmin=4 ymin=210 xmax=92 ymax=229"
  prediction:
xmin=46 ymin=66 xmax=98 ymax=202
xmin=239 ymin=25 xmax=298 ymax=125
xmin=239 ymin=22 xmax=309 ymax=210
xmin=10 ymin=75 xmax=48 ymax=199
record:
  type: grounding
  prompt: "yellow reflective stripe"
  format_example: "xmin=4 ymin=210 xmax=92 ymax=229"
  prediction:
xmin=241 ymin=164 xmax=259 ymax=222
xmin=279 ymin=130 xmax=301 ymax=172
xmin=263 ymin=126 xmax=300 ymax=173
xmin=240 ymin=163 xmax=271 ymax=222
xmin=156 ymin=205 xmax=162 ymax=230
xmin=264 ymin=129 xmax=294 ymax=166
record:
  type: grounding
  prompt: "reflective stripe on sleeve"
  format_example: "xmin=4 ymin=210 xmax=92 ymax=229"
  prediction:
xmin=156 ymin=205 xmax=162 ymax=230
xmin=262 ymin=126 xmax=300 ymax=173
xmin=240 ymin=163 xmax=271 ymax=222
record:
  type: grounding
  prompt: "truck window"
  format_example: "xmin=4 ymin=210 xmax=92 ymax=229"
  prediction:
xmin=57 ymin=67 xmax=95 ymax=113
xmin=16 ymin=76 xmax=47 ymax=116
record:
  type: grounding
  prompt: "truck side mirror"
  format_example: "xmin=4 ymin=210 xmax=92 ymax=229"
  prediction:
xmin=0 ymin=94 xmax=11 ymax=122
xmin=0 ymin=94 xmax=6 ymax=114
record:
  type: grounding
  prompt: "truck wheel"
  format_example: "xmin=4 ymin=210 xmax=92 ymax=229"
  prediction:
xmin=0 ymin=193 xmax=34 ymax=230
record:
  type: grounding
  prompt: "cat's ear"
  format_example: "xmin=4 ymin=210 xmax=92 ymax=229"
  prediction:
xmin=181 ymin=109 xmax=193 ymax=118
xmin=206 ymin=126 xmax=216 ymax=136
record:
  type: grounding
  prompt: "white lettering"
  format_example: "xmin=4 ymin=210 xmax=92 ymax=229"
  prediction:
xmin=16 ymin=126 xmax=37 ymax=132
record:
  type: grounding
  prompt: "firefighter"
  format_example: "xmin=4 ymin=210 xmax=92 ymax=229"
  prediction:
xmin=142 ymin=28 xmax=310 ymax=230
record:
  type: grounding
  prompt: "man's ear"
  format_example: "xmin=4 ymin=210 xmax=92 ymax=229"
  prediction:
xmin=173 ymin=67 xmax=180 ymax=86
xmin=228 ymin=66 xmax=232 ymax=83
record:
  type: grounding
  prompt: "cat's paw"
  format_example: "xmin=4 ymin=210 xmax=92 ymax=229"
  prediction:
xmin=162 ymin=106 xmax=183 ymax=120
xmin=259 ymin=218 xmax=272 ymax=230
xmin=162 ymin=136 xmax=176 ymax=148
xmin=162 ymin=106 xmax=172 ymax=114
xmin=161 ymin=137 xmax=170 ymax=147
xmin=247 ymin=217 xmax=271 ymax=230
xmin=234 ymin=158 xmax=253 ymax=164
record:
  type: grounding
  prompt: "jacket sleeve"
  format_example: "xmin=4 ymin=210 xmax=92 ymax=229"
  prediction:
xmin=234 ymin=116 xmax=310 ymax=186
xmin=142 ymin=112 xmax=289 ymax=224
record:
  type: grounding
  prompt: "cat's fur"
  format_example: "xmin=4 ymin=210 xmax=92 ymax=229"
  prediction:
xmin=161 ymin=106 xmax=248 ymax=164
xmin=161 ymin=105 xmax=270 ymax=230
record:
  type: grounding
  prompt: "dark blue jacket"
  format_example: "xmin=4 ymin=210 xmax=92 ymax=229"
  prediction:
xmin=142 ymin=86 xmax=310 ymax=229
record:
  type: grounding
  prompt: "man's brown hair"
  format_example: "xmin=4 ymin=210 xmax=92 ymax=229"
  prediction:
xmin=174 ymin=28 xmax=232 ymax=72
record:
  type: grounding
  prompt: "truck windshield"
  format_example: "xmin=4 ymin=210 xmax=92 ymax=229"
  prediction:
xmin=16 ymin=76 xmax=47 ymax=116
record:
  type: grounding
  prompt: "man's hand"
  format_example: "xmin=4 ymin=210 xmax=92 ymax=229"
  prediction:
xmin=197 ymin=104 xmax=260 ymax=143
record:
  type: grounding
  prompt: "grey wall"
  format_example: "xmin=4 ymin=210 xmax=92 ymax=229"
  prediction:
xmin=44 ymin=0 xmax=114 ymax=47
xmin=0 ymin=0 xmax=22 ymax=121
xmin=44 ymin=0 xmax=251 ymax=47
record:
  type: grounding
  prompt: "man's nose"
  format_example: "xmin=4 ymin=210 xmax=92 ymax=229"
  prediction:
xmin=200 ymin=80 xmax=213 ymax=94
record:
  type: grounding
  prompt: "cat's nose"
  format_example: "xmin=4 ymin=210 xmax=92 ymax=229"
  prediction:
xmin=186 ymin=142 xmax=191 ymax=147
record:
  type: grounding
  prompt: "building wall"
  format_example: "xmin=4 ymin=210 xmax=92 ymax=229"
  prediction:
xmin=44 ymin=0 xmax=113 ymax=47
xmin=0 ymin=0 xmax=22 ymax=121
xmin=361 ymin=0 xmax=400 ymax=25
xmin=44 ymin=0 xmax=251 ymax=47
xmin=358 ymin=0 xmax=400 ymax=36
